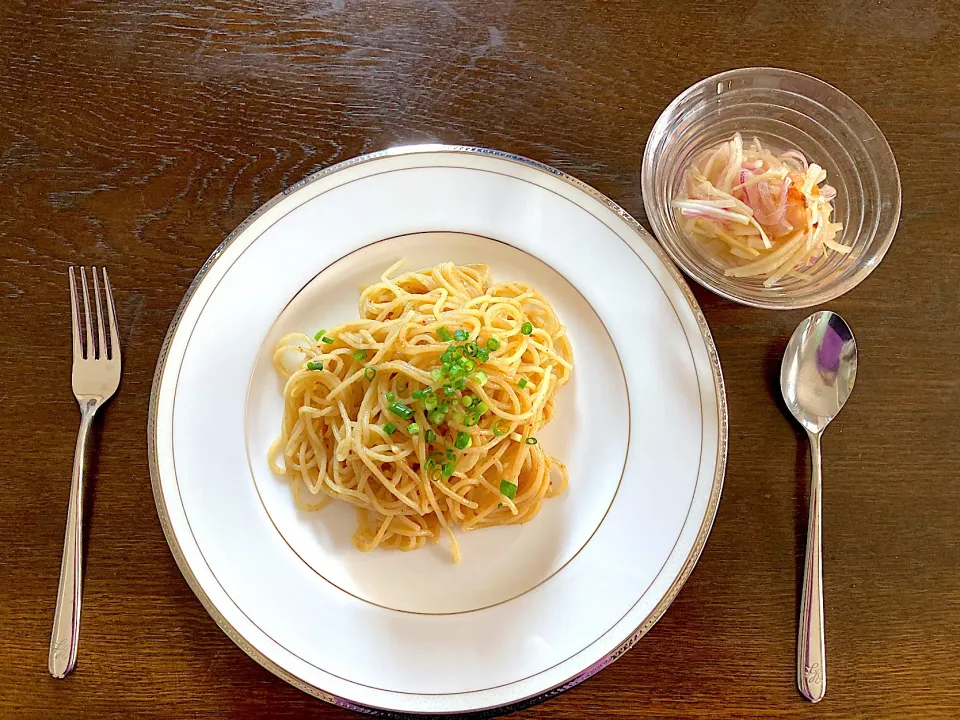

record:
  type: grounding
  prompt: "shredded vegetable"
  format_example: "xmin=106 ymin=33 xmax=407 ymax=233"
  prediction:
xmin=672 ymin=133 xmax=846 ymax=287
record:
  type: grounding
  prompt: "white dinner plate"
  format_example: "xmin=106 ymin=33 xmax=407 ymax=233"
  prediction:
xmin=149 ymin=145 xmax=727 ymax=716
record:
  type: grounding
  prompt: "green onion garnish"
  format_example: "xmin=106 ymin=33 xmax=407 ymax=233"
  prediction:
xmin=439 ymin=402 xmax=450 ymax=413
xmin=306 ymin=360 xmax=323 ymax=371
xmin=476 ymin=348 xmax=489 ymax=362
xmin=428 ymin=409 xmax=446 ymax=425
xmin=352 ymin=349 xmax=367 ymax=361
xmin=407 ymin=423 xmax=420 ymax=435
xmin=430 ymin=368 xmax=444 ymax=382
xmin=384 ymin=422 xmax=396 ymax=435
xmin=474 ymin=370 xmax=488 ymax=386
xmin=387 ymin=402 xmax=414 ymax=419
xmin=517 ymin=378 xmax=528 ymax=389
xmin=437 ymin=327 xmax=453 ymax=342
xmin=463 ymin=359 xmax=475 ymax=372
xmin=500 ymin=479 xmax=517 ymax=499
xmin=314 ymin=329 xmax=326 ymax=341
xmin=441 ymin=462 xmax=455 ymax=478
xmin=486 ymin=337 xmax=500 ymax=351
xmin=424 ymin=394 xmax=438 ymax=411
xmin=443 ymin=384 xmax=456 ymax=397
xmin=525 ymin=437 xmax=538 ymax=445
xmin=364 ymin=367 xmax=376 ymax=381
xmin=461 ymin=396 xmax=474 ymax=408
xmin=474 ymin=402 xmax=488 ymax=415
xmin=521 ymin=321 xmax=533 ymax=335
xmin=464 ymin=413 xmax=478 ymax=427
xmin=452 ymin=412 xmax=465 ymax=424
xmin=453 ymin=329 xmax=468 ymax=342
xmin=446 ymin=449 xmax=456 ymax=461
xmin=454 ymin=431 xmax=471 ymax=450
xmin=321 ymin=336 xmax=335 ymax=344
xmin=425 ymin=429 xmax=436 ymax=443
xmin=386 ymin=391 xmax=396 ymax=402
xmin=411 ymin=389 xmax=424 ymax=400
xmin=465 ymin=341 xmax=478 ymax=357
xmin=425 ymin=458 xmax=435 ymax=471
xmin=453 ymin=377 xmax=467 ymax=390
xmin=493 ymin=420 xmax=508 ymax=437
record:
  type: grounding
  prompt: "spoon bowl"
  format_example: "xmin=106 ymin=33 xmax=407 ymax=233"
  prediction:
xmin=780 ymin=311 xmax=858 ymax=704
xmin=781 ymin=312 xmax=858 ymax=435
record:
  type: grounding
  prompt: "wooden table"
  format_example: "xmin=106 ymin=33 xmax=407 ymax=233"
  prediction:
xmin=2 ymin=1 xmax=958 ymax=717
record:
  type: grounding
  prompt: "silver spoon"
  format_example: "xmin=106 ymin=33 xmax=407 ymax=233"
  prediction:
xmin=780 ymin=311 xmax=857 ymax=703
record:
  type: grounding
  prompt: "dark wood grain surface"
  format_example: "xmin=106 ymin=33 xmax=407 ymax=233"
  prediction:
xmin=2 ymin=1 xmax=958 ymax=718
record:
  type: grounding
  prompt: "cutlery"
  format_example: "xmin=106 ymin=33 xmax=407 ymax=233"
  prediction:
xmin=49 ymin=266 xmax=121 ymax=678
xmin=780 ymin=311 xmax=857 ymax=702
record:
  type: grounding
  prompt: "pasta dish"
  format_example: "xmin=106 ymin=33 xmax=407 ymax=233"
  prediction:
xmin=269 ymin=262 xmax=573 ymax=563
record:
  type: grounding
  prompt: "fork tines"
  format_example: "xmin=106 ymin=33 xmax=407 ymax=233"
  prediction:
xmin=68 ymin=266 xmax=120 ymax=361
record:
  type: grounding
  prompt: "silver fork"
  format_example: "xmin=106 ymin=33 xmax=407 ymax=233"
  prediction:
xmin=49 ymin=266 xmax=121 ymax=678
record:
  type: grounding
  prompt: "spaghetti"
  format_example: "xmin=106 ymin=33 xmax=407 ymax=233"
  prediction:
xmin=269 ymin=261 xmax=573 ymax=563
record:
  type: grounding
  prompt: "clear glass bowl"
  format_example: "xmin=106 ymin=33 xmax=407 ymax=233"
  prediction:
xmin=642 ymin=67 xmax=901 ymax=309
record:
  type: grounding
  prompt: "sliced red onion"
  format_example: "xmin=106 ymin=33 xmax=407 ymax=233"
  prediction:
xmin=821 ymin=184 xmax=837 ymax=201
xmin=779 ymin=149 xmax=808 ymax=171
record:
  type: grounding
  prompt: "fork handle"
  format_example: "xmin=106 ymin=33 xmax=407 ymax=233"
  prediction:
xmin=49 ymin=398 xmax=99 ymax=678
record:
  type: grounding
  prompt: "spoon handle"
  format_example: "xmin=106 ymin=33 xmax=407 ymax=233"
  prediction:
xmin=798 ymin=431 xmax=826 ymax=702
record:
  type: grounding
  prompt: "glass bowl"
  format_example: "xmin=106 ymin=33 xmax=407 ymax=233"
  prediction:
xmin=642 ymin=67 xmax=901 ymax=309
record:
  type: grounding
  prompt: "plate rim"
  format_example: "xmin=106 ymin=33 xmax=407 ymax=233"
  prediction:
xmin=148 ymin=143 xmax=728 ymax=716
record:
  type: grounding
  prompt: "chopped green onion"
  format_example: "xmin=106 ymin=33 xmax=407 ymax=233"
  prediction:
xmin=454 ymin=431 xmax=471 ymax=450
xmin=385 ymin=391 xmax=396 ymax=402
xmin=465 ymin=341 xmax=478 ymax=356
xmin=424 ymin=394 xmax=438 ymax=411
xmin=474 ymin=402 xmax=488 ymax=415
xmin=521 ymin=321 xmax=533 ymax=335
xmin=441 ymin=462 xmax=455 ymax=478
xmin=407 ymin=423 xmax=420 ymax=435
xmin=453 ymin=329 xmax=468 ymax=342
xmin=411 ymin=389 xmax=424 ymax=400
xmin=428 ymin=409 xmax=446 ymax=425
xmin=364 ymin=367 xmax=376 ymax=381
xmin=486 ymin=337 xmax=500 ymax=351
xmin=383 ymin=422 xmax=396 ymax=435
xmin=525 ymin=437 xmax=538 ymax=445
xmin=493 ymin=420 xmax=508 ymax=437
xmin=437 ymin=327 xmax=453 ymax=342
xmin=453 ymin=377 xmax=467 ymax=390
xmin=314 ymin=329 xmax=326 ymax=341
xmin=461 ymin=396 xmax=474 ymax=408
xmin=476 ymin=348 xmax=489 ymax=362
xmin=425 ymin=429 xmax=436 ymax=443
xmin=452 ymin=412 xmax=465 ymax=424
xmin=443 ymin=384 xmax=456 ymax=397
xmin=517 ymin=378 xmax=528 ymax=389
xmin=429 ymin=451 xmax=445 ymax=461
xmin=430 ymin=368 xmax=444 ymax=382
xmin=463 ymin=359 xmax=475 ymax=372
xmin=352 ymin=349 xmax=367 ymax=361
xmin=463 ymin=413 xmax=478 ymax=427
xmin=306 ymin=360 xmax=323 ymax=371
xmin=446 ymin=449 xmax=456 ymax=461
xmin=449 ymin=364 xmax=466 ymax=379
xmin=439 ymin=402 xmax=450 ymax=413
xmin=387 ymin=402 xmax=414 ymax=419
xmin=500 ymin=479 xmax=517 ymax=499
xmin=474 ymin=370 xmax=488 ymax=386
xmin=425 ymin=458 xmax=435 ymax=471
xmin=321 ymin=336 xmax=335 ymax=344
